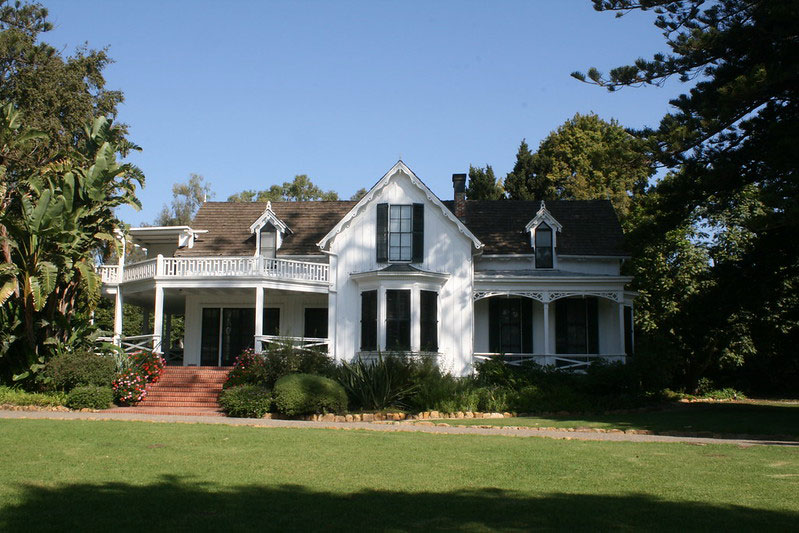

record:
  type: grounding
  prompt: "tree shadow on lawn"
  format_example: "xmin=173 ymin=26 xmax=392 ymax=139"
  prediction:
xmin=523 ymin=401 xmax=799 ymax=438
xmin=2 ymin=475 xmax=796 ymax=532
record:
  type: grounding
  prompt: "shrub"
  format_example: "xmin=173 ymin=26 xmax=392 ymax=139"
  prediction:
xmin=475 ymin=386 xmax=513 ymax=412
xmin=411 ymin=369 xmax=480 ymax=413
xmin=224 ymin=345 xmax=336 ymax=389
xmin=66 ymin=385 xmax=114 ymax=410
xmin=0 ymin=386 xmax=67 ymax=407
xmin=336 ymin=354 xmax=421 ymax=411
xmin=273 ymin=374 xmax=347 ymax=416
xmin=219 ymin=385 xmax=272 ymax=418
xmin=39 ymin=350 xmax=116 ymax=391
xmin=112 ymin=369 xmax=148 ymax=406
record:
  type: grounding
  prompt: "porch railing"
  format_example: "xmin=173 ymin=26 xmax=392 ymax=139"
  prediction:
xmin=97 ymin=334 xmax=162 ymax=354
xmin=254 ymin=335 xmax=329 ymax=354
xmin=473 ymin=353 xmax=625 ymax=371
xmin=99 ymin=256 xmax=329 ymax=284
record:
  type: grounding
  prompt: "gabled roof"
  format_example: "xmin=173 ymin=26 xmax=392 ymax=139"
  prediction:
xmin=316 ymin=161 xmax=483 ymax=251
xmin=524 ymin=201 xmax=563 ymax=233
xmin=175 ymin=201 xmax=356 ymax=257
xmin=443 ymin=199 xmax=627 ymax=256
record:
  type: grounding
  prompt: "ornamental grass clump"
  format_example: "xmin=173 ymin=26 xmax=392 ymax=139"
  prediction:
xmin=273 ymin=374 xmax=347 ymax=416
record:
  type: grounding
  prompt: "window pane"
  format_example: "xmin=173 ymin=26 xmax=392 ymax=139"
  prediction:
xmin=400 ymin=233 xmax=411 ymax=247
xmin=386 ymin=290 xmax=410 ymax=350
xmin=535 ymin=224 xmax=553 ymax=268
xmin=389 ymin=234 xmax=401 ymax=247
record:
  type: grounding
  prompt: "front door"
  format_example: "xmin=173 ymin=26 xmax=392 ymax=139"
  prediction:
xmin=200 ymin=307 xmax=255 ymax=366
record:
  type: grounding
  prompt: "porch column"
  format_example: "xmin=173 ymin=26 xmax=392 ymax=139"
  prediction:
xmin=410 ymin=287 xmax=420 ymax=352
xmin=542 ymin=301 xmax=550 ymax=357
xmin=141 ymin=308 xmax=150 ymax=335
xmin=113 ymin=288 xmax=123 ymax=346
xmin=164 ymin=313 xmax=172 ymax=354
xmin=254 ymin=286 xmax=264 ymax=352
xmin=153 ymin=285 xmax=164 ymax=354
xmin=377 ymin=287 xmax=387 ymax=351
xmin=618 ymin=300 xmax=625 ymax=356
xmin=327 ymin=290 xmax=337 ymax=361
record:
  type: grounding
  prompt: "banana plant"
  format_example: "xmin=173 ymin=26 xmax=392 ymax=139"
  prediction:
xmin=0 ymin=102 xmax=143 ymax=381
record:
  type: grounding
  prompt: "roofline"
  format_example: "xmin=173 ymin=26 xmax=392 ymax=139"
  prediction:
xmin=316 ymin=161 xmax=483 ymax=251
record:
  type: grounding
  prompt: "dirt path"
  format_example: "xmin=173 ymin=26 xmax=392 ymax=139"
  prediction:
xmin=2 ymin=409 xmax=797 ymax=447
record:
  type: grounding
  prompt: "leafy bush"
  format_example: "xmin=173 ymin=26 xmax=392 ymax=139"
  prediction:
xmin=39 ymin=350 xmax=116 ymax=391
xmin=475 ymin=386 xmax=513 ymax=412
xmin=66 ymin=385 xmax=114 ymax=410
xmin=112 ymin=369 xmax=148 ymax=406
xmin=0 ymin=386 xmax=66 ymax=407
xmin=336 ymin=354 xmax=422 ymax=411
xmin=224 ymin=345 xmax=336 ymax=389
xmin=219 ymin=385 xmax=272 ymax=418
xmin=273 ymin=373 xmax=347 ymax=416
xmin=411 ymin=369 xmax=480 ymax=412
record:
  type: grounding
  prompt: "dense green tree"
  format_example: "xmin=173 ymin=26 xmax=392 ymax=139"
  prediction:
xmin=503 ymin=140 xmax=546 ymax=200
xmin=155 ymin=174 xmax=213 ymax=226
xmin=0 ymin=105 xmax=142 ymax=381
xmin=531 ymin=113 xmax=653 ymax=222
xmin=466 ymin=165 xmax=504 ymax=200
xmin=228 ymin=174 xmax=339 ymax=202
xmin=0 ymin=1 xmax=127 ymax=166
xmin=349 ymin=188 xmax=368 ymax=201
xmin=576 ymin=0 xmax=799 ymax=392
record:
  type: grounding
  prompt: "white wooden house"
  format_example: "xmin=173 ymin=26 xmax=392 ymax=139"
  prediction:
xmin=99 ymin=161 xmax=634 ymax=375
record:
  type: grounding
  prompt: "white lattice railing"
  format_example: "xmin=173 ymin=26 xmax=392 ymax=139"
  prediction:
xmin=473 ymin=353 xmax=625 ymax=371
xmin=97 ymin=334 xmax=162 ymax=354
xmin=123 ymin=259 xmax=157 ymax=282
xmin=254 ymin=335 xmax=329 ymax=353
xmin=99 ymin=256 xmax=329 ymax=284
xmin=97 ymin=265 xmax=120 ymax=284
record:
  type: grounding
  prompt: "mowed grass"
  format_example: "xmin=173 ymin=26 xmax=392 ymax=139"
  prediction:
xmin=0 ymin=419 xmax=797 ymax=531
xmin=443 ymin=400 xmax=799 ymax=438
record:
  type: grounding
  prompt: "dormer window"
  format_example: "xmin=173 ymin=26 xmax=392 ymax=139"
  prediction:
xmin=525 ymin=201 xmax=562 ymax=270
xmin=534 ymin=222 xmax=553 ymax=268
xmin=260 ymin=226 xmax=276 ymax=258
xmin=249 ymin=201 xmax=291 ymax=258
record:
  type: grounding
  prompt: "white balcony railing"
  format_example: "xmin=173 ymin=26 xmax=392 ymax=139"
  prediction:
xmin=473 ymin=353 xmax=626 ymax=371
xmin=254 ymin=335 xmax=329 ymax=353
xmin=98 ymin=255 xmax=329 ymax=285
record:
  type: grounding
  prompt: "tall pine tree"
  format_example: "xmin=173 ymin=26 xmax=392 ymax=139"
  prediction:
xmin=466 ymin=165 xmax=504 ymax=200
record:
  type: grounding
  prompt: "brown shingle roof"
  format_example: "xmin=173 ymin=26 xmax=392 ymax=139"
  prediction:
xmin=176 ymin=201 xmax=357 ymax=257
xmin=177 ymin=199 xmax=626 ymax=257
xmin=444 ymin=199 xmax=627 ymax=256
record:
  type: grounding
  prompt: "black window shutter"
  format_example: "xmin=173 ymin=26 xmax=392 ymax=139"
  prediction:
xmin=521 ymin=298 xmax=533 ymax=353
xmin=360 ymin=291 xmax=377 ymax=351
xmin=587 ymin=297 xmax=599 ymax=354
xmin=412 ymin=203 xmax=424 ymax=263
xmin=376 ymin=203 xmax=388 ymax=263
xmin=555 ymin=299 xmax=568 ymax=354
xmin=488 ymin=299 xmax=500 ymax=353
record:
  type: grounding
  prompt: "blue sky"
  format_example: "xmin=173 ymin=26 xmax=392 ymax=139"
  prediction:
xmin=43 ymin=0 xmax=683 ymax=226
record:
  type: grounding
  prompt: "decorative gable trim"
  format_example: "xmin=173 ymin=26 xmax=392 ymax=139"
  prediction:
xmin=317 ymin=161 xmax=483 ymax=251
xmin=249 ymin=201 xmax=292 ymax=234
xmin=524 ymin=201 xmax=563 ymax=233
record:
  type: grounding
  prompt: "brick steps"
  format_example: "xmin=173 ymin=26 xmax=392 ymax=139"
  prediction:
xmin=118 ymin=366 xmax=232 ymax=414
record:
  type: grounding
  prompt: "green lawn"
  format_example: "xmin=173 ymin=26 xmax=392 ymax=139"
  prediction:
xmin=0 ymin=419 xmax=797 ymax=531
xmin=439 ymin=401 xmax=799 ymax=438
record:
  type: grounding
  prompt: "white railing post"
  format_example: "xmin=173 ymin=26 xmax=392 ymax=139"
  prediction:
xmin=156 ymin=254 xmax=164 ymax=277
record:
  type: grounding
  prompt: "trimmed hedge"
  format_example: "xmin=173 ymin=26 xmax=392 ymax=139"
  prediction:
xmin=219 ymin=385 xmax=272 ymax=418
xmin=273 ymin=374 xmax=347 ymax=416
xmin=66 ymin=385 xmax=114 ymax=410
xmin=40 ymin=350 xmax=116 ymax=392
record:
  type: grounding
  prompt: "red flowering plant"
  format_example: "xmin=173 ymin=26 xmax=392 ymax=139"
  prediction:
xmin=129 ymin=350 xmax=167 ymax=383
xmin=111 ymin=350 xmax=167 ymax=406
xmin=112 ymin=369 xmax=148 ymax=405
xmin=223 ymin=349 xmax=267 ymax=389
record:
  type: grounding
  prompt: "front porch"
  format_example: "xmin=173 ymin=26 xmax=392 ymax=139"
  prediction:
xmin=101 ymin=284 xmax=331 ymax=366
xmin=473 ymin=286 xmax=634 ymax=372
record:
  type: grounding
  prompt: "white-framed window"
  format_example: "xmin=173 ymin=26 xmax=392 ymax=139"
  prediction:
xmin=534 ymin=222 xmax=553 ymax=269
xmin=388 ymin=205 xmax=413 ymax=261
xmin=260 ymin=228 xmax=276 ymax=258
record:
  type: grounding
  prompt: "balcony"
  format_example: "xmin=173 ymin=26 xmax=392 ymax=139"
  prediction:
xmin=98 ymin=256 xmax=329 ymax=285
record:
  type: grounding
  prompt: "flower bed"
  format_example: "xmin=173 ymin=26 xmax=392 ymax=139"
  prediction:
xmin=112 ymin=350 xmax=166 ymax=406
